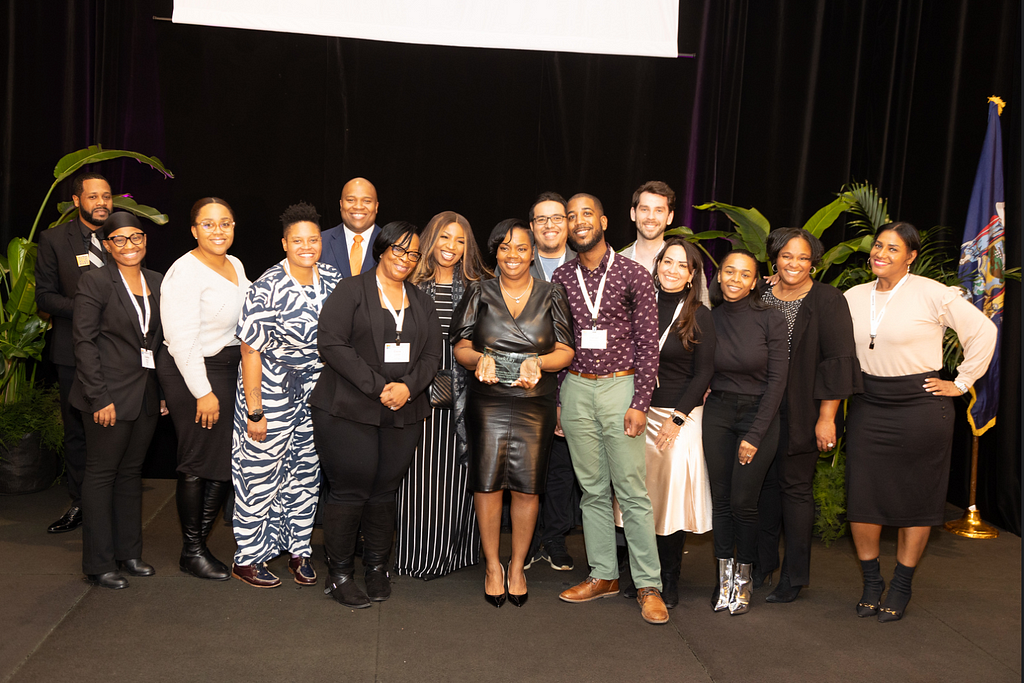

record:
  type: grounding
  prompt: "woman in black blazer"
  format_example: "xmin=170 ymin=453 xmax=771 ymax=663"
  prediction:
xmin=755 ymin=228 xmax=862 ymax=603
xmin=311 ymin=221 xmax=442 ymax=609
xmin=71 ymin=212 xmax=167 ymax=589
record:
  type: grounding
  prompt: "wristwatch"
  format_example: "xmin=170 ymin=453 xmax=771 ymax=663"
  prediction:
xmin=953 ymin=380 xmax=968 ymax=395
xmin=671 ymin=413 xmax=686 ymax=426
xmin=247 ymin=408 xmax=265 ymax=422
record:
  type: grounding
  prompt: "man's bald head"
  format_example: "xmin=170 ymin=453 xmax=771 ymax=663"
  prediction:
xmin=339 ymin=177 xmax=379 ymax=233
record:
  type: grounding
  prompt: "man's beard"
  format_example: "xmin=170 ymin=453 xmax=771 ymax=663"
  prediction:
xmin=81 ymin=206 xmax=109 ymax=226
xmin=569 ymin=225 xmax=604 ymax=254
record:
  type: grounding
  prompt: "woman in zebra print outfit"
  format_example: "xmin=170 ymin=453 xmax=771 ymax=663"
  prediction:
xmin=394 ymin=212 xmax=491 ymax=579
xmin=229 ymin=203 xmax=341 ymax=588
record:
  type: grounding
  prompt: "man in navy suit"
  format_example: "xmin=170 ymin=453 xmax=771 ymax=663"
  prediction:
xmin=319 ymin=177 xmax=381 ymax=277
xmin=36 ymin=172 xmax=112 ymax=533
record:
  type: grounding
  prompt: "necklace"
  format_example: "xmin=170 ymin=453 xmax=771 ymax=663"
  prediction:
xmin=500 ymin=277 xmax=533 ymax=304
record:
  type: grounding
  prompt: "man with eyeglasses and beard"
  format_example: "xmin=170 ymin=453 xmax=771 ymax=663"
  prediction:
xmin=523 ymin=192 xmax=580 ymax=574
xmin=36 ymin=172 xmax=113 ymax=534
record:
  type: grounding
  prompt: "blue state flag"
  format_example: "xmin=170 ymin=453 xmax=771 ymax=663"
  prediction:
xmin=958 ymin=97 xmax=1005 ymax=436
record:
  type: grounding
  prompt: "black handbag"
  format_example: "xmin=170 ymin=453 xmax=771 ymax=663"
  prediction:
xmin=429 ymin=369 xmax=454 ymax=409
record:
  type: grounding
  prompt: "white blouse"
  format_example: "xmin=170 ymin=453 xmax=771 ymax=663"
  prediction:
xmin=844 ymin=274 xmax=996 ymax=387
xmin=161 ymin=252 xmax=250 ymax=398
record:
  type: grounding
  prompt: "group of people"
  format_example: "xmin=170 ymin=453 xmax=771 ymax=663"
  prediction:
xmin=37 ymin=173 xmax=997 ymax=626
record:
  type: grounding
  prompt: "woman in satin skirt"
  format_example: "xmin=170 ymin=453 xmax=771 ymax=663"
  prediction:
xmin=613 ymin=238 xmax=714 ymax=609
xmin=451 ymin=219 xmax=574 ymax=607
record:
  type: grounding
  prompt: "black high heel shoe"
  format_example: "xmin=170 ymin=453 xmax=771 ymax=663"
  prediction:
xmin=485 ymin=564 xmax=506 ymax=608
xmin=508 ymin=566 xmax=528 ymax=608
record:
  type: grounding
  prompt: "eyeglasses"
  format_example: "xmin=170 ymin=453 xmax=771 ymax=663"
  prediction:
xmin=533 ymin=214 xmax=566 ymax=227
xmin=105 ymin=233 xmax=146 ymax=247
xmin=390 ymin=244 xmax=422 ymax=262
xmin=197 ymin=220 xmax=235 ymax=232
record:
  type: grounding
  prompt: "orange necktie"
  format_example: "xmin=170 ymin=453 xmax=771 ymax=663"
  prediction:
xmin=350 ymin=234 xmax=364 ymax=276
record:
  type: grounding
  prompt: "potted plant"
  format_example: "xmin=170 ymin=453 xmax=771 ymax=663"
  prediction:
xmin=0 ymin=146 xmax=172 ymax=494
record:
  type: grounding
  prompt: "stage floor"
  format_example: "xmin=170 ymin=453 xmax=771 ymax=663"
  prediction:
xmin=1 ymin=480 xmax=1019 ymax=683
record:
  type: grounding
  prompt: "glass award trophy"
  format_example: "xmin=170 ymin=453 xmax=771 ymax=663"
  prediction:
xmin=487 ymin=350 xmax=536 ymax=386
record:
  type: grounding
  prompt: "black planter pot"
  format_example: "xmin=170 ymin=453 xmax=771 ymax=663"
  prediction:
xmin=0 ymin=431 xmax=58 ymax=495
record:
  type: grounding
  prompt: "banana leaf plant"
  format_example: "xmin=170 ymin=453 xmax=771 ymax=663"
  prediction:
xmin=0 ymin=146 xmax=173 ymax=405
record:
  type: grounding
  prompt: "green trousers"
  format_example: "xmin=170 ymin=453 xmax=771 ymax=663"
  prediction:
xmin=560 ymin=373 xmax=661 ymax=590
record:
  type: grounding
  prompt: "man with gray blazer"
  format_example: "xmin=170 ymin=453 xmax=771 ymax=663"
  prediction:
xmin=523 ymin=192 xmax=579 ymax=573
xmin=36 ymin=173 xmax=112 ymax=533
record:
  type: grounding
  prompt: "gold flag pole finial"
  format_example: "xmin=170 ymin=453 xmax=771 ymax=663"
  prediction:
xmin=988 ymin=96 xmax=1005 ymax=116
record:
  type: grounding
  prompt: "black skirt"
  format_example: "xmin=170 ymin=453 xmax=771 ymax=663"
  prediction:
xmin=467 ymin=389 xmax=556 ymax=494
xmin=845 ymin=371 xmax=954 ymax=526
xmin=157 ymin=345 xmax=241 ymax=482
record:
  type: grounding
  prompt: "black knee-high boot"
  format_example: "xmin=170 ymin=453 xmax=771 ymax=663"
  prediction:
xmin=177 ymin=475 xmax=230 ymax=580
xmin=361 ymin=501 xmax=396 ymax=601
xmin=657 ymin=531 xmax=686 ymax=609
xmin=323 ymin=503 xmax=370 ymax=608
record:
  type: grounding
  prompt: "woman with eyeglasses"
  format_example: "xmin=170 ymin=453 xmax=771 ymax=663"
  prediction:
xmin=311 ymin=222 xmax=443 ymax=609
xmin=159 ymin=198 xmax=251 ymax=581
xmin=71 ymin=212 xmax=166 ymax=589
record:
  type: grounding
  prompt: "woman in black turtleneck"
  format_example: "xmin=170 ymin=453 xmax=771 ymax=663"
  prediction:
xmin=615 ymin=238 xmax=715 ymax=609
xmin=703 ymin=249 xmax=788 ymax=616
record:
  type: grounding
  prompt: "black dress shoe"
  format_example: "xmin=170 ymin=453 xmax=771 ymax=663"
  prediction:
xmin=765 ymin=578 xmax=802 ymax=603
xmin=119 ymin=559 xmax=155 ymax=577
xmin=48 ymin=506 xmax=82 ymax=534
xmin=86 ymin=571 xmax=129 ymax=589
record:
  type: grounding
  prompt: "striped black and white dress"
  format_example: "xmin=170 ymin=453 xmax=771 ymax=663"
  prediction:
xmin=394 ymin=281 xmax=480 ymax=578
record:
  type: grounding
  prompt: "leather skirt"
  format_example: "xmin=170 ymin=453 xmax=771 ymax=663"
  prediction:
xmin=467 ymin=388 xmax=556 ymax=494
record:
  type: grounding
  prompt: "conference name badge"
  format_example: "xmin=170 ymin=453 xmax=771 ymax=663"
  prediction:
xmin=141 ymin=349 xmax=155 ymax=369
xmin=581 ymin=328 xmax=608 ymax=350
xmin=385 ymin=343 xmax=411 ymax=363
xmin=76 ymin=254 xmax=91 ymax=267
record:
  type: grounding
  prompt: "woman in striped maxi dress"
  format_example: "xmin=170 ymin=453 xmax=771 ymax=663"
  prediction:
xmin=229 ymin=202 xmax=341 ymax=588
xmin=394 ymin=212 xmax=491 ymax=579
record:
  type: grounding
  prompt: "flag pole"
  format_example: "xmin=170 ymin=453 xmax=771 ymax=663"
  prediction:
xmin=944 ymin=435 xmax=999 ymax=538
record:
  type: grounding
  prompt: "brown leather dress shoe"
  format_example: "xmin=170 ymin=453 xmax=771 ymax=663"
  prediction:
xmin=637 ymin=587 xmax=670 ymax=624
xmin=559 ymin=576 xmax=620 ymax=603
xmin=231 ymin=562 xmax=281 ymax=588
xmin=288 ymin=556 xmax=317 ymax=586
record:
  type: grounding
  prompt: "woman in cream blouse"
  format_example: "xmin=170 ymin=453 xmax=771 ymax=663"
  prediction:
xmin=843 ymin=222 xmax=996 ymax=623
xmin=158 ymin=197 xmax=250 ymax=581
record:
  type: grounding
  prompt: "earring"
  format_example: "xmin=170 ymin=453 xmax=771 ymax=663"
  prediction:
xmin=683 ymin=281 xmax=692 ymax=293
xmin=810 ymin=266 xmax=817 ymax=275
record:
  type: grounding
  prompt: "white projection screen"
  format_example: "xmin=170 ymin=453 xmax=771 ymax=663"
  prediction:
xmin=171 ymin=1 xmax=680 ymax=59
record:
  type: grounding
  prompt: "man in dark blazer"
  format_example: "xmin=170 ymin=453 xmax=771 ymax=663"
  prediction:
xmin=523 ymin=191 xmax=580 ymax=573
xmin=36 ymin=172 xmax=112 ymax=533
xmin=319 ymin=177 xmax=382 ymax=277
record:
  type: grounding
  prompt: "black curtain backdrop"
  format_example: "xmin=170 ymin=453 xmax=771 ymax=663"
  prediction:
xmin=2 ymin=0 xmax=1019 ymax=533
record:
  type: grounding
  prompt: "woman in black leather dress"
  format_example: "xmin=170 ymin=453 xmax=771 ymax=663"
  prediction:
xmin=451 ymin=219 xmax=574 ymax=607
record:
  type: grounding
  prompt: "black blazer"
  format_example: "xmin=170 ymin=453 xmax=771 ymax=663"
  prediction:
xmin=36 ymin=218 xmax=96 ymax=366
xmin=311 ymin=270 xmax=442 ymax=427
xmin=69 ymin=265 xmax=164 ymax=421
xmin=782 ymin=280 xmax=863 ymax=454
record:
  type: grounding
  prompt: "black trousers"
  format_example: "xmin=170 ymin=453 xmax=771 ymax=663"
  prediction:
xmin=533 ymin=435 xmax=579 ymax=545
xmin=702 ymin=391 xmax=780 ymax=564
xmin=57 ymin=364 xmax=88 ymax=506
xmin=80 ymin=412 xmax=158 ymax=574
xmin=312 ymin=407 xmax=421 ymax=506
xmin=756 ymin=407 xmax=821 ymax=585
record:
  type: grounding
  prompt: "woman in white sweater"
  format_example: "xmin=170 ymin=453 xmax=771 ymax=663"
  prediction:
xmin=158 ymin=198 xmax=251 ymax=580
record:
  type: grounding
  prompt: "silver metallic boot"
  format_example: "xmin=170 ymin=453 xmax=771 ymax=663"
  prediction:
xmin=711 ymin=558 xmax=734 ymax=612
xmin=730 ymin=563 xmax=753 ymax=615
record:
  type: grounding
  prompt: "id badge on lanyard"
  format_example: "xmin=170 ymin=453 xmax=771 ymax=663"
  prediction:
xmin=377 ymin=276 xmax=410 ymax=363
xmin=576 ymin=250 xmax=614 ymax=350
xmin=119 ymin=270 xmax=153 ymax=368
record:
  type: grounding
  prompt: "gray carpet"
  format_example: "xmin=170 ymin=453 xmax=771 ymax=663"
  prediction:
xmin=1 ymin=480 xmax=1019 ymax=682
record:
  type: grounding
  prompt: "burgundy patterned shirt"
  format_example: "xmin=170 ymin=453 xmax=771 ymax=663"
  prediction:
xmin=552 ymin=245 xmax=659 ymax=412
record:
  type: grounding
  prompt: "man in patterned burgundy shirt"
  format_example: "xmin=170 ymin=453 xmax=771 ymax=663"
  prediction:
xmin=552 ymin=193 xmax=668 ymax=625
